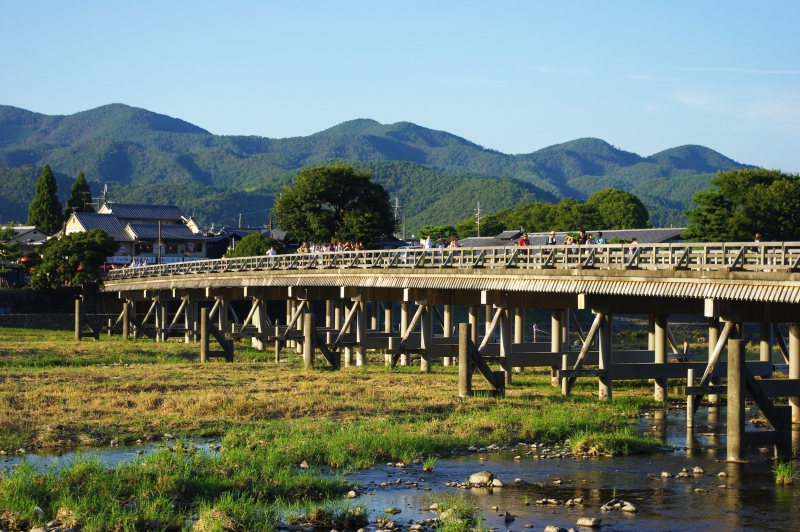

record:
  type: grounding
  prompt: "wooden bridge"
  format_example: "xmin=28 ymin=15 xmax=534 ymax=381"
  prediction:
xmin=94 ymin=241 xmax=800 ymax=460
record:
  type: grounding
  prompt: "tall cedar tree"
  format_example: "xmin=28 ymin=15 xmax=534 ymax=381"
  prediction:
xmin=66 ymin=172 xmax=95 ymax=214
xmin=273 ymin=163 xmax=396 ymax=246
xmin=27 ymin=164 xmax=63 ymax=230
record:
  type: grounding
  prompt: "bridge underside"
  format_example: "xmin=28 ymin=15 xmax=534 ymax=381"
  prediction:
xmin=100 ymin=265 xmax=800 ymax=460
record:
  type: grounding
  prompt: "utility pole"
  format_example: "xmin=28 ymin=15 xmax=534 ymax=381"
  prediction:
xmin=157 ymin=220 xmax=162 ymax=265
xmin=393 ymin=198 xmax=401 ymax=238
xmin=474 ymin=202 xmax=482 ymax=237
xmin=238 ymin=213 xmax=242 ymax=228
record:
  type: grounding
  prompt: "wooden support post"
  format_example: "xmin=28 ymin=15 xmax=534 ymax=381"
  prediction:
xmin=303 ymin=312 xmax=315 ymax=370
xmin=499 ymin=308 xmax=512 ymax=384
xmin=551 ymin=309 xmax=564 ymax=386
xmin=790 ymin=323 xmax=800 ymax=423
xmin=200 ymin=307 xmax=209 ymax=363
xmin=420 ymin=305 xmax=432 ymax=373
xmin=159 ymin=303 xmax=167 ymax=342
xmin=760 ymin=322 xmax=773 ymax=362
xmin=442 ymin=304 xmax=453 ymax=366
xmin=727 ymin=338 xmax=745 ymax=461
xmin=325 ymin=300 xmax=332 ymax=329
xmin=333 ymin=300 xmax=342 ymax=329
xmin=484 ymin=304 xmax=492 ymax=339
xmin=400 ymin=301 xmax=409 ymax=366
xmin=648 ymin=315 xmax=655 ymax=351
xmin=598 ymin=314 xmax=612 ymax=400
xmin=274 ymin=324 xmax=281 ymax=363
xmin=355 ymin=301 xmax=366 ymax=366
xmin=458 ymin=323 xmax=472 ymax=397
xmin=74 ymin=299 xmax=81 ymax=341
xmin=686 ymin=368 xmax=695 ymax=430
xmin=122 ymin=302 xmax=130 ymax=340
xmin=468 ymin=305 xmax=478 ymax=343
xmin=217 ymin=298 xmax=228 ymax=339
xmin=370 ymin=300 xmax=378 ymax=330
xmin=252 ymin=299 xmax=267 ymax=350
xmin=343 ymin=302 xmax=353 ymax=367
xmin=561 ymin=354 xmax=569 ymax=396
xmin=708 ymin=317 xmax=721 ymax=404
xmin=654 ymin=315 xmax=668 ymax=401
xmin=185 ymin=300 xmax=196 ymax=343
xmin=384 ymin=301 xmax=392 ymax=333
xmin=513 ymin=308 xmax=524 ymax=373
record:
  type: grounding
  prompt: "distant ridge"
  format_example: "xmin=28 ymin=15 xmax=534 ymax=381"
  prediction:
xmin=0 ymin=104 xmax=754 ymax=229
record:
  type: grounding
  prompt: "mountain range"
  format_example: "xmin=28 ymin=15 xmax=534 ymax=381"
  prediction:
xmin=0 ymin=103 xmax=753 ymax=231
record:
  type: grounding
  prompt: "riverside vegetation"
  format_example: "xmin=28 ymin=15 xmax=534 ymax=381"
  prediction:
xmin=0 ymin=328 xmax=666 ymax=532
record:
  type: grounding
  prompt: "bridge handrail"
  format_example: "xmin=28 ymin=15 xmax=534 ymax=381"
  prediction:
xmin=104 ymin=241 xmax=800 ymax=281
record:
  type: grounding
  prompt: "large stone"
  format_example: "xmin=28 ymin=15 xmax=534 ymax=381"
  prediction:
xmin=492 ymin=478 xmax=504 ymax=487
xmin=300 ymin=460 xmax=309 ymax=469
xmin=576 ymin=517 xmax=602 ymax=527
xmin=544 ymin=526 xmax=568 ymax=532
xmin=468 ymin=471 xmax=494 ymax=484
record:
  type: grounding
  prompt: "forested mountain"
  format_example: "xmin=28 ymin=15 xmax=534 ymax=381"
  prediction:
xmin=0 ymin=103 xmax=754 ymax=230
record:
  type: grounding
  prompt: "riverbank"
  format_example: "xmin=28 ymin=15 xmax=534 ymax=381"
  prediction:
xmin=1 ymin=329 xmax=666 ymax=531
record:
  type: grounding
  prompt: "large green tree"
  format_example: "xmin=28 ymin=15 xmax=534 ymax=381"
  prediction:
xmin=0 ymin=226 xmax=21 ymax=275
xmin=586 ymin=188 xmax=650 ymax=229
xmin=65 ymin=172 xmax=95 ymax=214
xmin=29 ymin=229 xmax=118 ymax=289
xmin=27 ymin=164 xmax=63 ymax=230
xmin=226 ymin=233 xmax=283 ymax=257
xmin=683 ymin=168 xmax=800 ymax=241
xmin=272 ymin=163 xmax=396 ymax=246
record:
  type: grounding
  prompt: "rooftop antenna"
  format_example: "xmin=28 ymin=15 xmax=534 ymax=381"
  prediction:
xmin=474 ymin=202 xmax=482 ymax=237
xmin=393 ymin=197 xmax=401 ymax=238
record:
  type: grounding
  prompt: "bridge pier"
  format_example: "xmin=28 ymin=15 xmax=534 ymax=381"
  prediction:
xmin=400 ymin=302 xmax=409 ymax=366
xmin=790 ymin=323 xmax=800 ymax=423
xmin=598 ymin=313 xmax=612 ymax=400
xmin=708 ymin=317 xmax=721 ymax=404
xmin=420 ymin=304 xmax=432 ymax=373
xmin=442 ymin=304 xmax=453 ymax=366
xmin=513 ymin=308 xmax=524 ymax=373
xmin=468 ymin=305 xmax=479 ymax=342
xmin=355 ymin=301 xmax=366 ymax=366
xmin=551 ymin=309 xmax=564 ymax=386
xmin=654 ymin=315 xmax=668 ymax=402
xmin=726 ymin=339 xmax=745 ymax=461
xmin=760 ymin=322 xmax=773 ymax=362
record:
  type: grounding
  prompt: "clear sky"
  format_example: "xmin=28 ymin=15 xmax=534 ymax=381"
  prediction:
xmin=2 ymin=1 xmax=799 ymax=171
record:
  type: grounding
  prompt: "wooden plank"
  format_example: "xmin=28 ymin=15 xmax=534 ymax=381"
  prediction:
xmin=561 ymin=369 xmax=605 ymax=377
xmin=743 ymin=366 xmax=784 ymax=430
xmin=469 ymin=342 xmax=504 ymax=391
xmin=693 ymin=321 xmax=734 ymax=413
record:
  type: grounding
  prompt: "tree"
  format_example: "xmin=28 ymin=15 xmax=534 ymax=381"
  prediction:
xmin=226 ymin=233 xmax=283 ymax=257
xmin=0 ymin=226 xmax=21 ymax=275
xmin=27 ymin=164 xmax=63 ymax=230
xmin=29 ymin=229 xmax=118 ymax=289
xmin=684 ymin=168 xmax=800 ymax=241
xmin=65 ymin=172 xmax=95 ymax=214
xmin=586 ymin=188 xmax=650 ymax=229
xmin=272 ymin=163 xmax=396 ymax=246
xmin=419 ymin=225 xmax=457 ymax=240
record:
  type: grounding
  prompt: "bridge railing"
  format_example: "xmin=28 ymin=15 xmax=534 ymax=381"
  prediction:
xmin=104 ymin=242 xmax=800 ymax=281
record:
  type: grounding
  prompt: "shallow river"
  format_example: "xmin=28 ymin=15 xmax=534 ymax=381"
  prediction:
xmin=3 ymin=406 xmax=798 ymax=532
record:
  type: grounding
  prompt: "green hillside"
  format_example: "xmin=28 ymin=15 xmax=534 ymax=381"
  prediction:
xmin=0 ymin=103 xmax=755 ymax=230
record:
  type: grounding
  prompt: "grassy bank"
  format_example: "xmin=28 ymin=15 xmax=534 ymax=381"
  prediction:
xmin=1 ymin=329 xmax=665 ymax=531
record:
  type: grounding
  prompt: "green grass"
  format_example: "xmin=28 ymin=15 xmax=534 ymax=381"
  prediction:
xmin=773 ymin=461 xmax=797 ymax=485
xmin=427 ymin=492 xmax=488 ymax=532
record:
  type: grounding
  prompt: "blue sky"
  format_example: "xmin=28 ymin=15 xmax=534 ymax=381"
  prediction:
xmin=2 ymin=1 xmax=799 ymax=171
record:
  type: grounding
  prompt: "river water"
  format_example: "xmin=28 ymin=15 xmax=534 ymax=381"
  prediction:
xmin=3 ymin=406 xmax=798 ymax=532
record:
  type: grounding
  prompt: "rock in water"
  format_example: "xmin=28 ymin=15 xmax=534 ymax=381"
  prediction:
xmin=693 ymin=466 xmax=704 ymax=475
xmin=469 ymin=471 xmax=494 ymax=485
xmin=347 ymin=490 xmax=357 ymax=498
xmin=544 ymin=526 xmax=568 ymax=532
xmin=300 ymin=460 xmax=309 ymax=469
xmin=492 ymin=478 xmax=504 ymax=487
xmin=576 ymin=517 xmax=602 ymax=527
xmin=621 ymin=502 xmax=638 ymax=513
xmin=504 ymin=512 xmax=514 ymax=523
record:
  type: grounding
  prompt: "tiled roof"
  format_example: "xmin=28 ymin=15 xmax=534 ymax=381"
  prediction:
xmin=72 ymin=213 xmax=132 ymax=242
xmin=100 ymin=203 xmax=184 ymax=221
xmin=126 ymin=223 xmax=204 ymax=240
xmin=459 ymin=236 xmax=511 ymax=247
xmin=496 ymin=230 xmax=523 ymax=240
